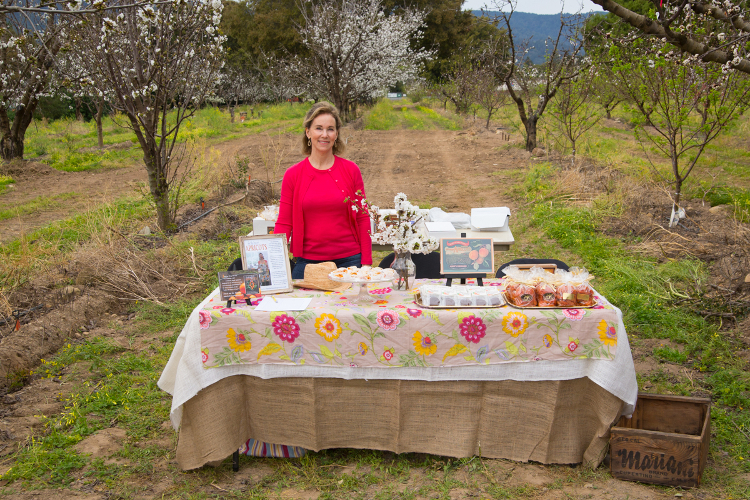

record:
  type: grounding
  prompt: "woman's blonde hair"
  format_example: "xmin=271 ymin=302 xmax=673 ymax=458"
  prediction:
xmin=302 ymin=101 xmax=345 ymax=155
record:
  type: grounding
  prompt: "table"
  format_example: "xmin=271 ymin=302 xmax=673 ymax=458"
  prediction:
xmin=158 ymin=280 xmax=637 ymax=470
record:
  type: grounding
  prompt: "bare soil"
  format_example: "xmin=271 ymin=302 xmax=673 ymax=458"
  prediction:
xmin=1 ymin=123 xmax=749 ymax=498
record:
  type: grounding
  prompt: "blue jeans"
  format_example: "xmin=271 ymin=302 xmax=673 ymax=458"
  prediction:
xmin=292 ymin=253 xmax=362 ymax=280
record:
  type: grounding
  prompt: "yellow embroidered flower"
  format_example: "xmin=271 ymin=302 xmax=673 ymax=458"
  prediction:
xmin=315 ymin=313 xmax=341 ymax=341
xmin=227 ymin=328 xmax=252 ymax=352
xmin=357 ymin=342 xmax=368 ymax=355
xmin=598 ymin=320 xmax=617 ymax=346
xmin=502 ymin=311 xmax=528 ymax=337
xmin=413 ymin=331 xmax=437 ymax=356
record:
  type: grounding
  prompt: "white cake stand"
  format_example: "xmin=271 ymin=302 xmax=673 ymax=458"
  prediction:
xmin=329 ymin=275 xmax=395 ymax=303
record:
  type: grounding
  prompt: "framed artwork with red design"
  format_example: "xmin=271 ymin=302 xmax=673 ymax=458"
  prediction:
xmin=439 ymin=238 xmax=494 ymax=275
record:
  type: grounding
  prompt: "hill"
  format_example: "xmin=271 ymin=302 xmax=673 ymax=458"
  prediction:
xmin=472 ymin=10 xmax=598 ymax=64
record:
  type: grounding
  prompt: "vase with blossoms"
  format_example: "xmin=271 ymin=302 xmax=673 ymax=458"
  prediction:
xmin=391 ymin=251 xmax=416 ymax=291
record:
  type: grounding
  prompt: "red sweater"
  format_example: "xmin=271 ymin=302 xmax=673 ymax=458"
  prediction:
xmin=274 ymin=156 xmax=373 ymax=265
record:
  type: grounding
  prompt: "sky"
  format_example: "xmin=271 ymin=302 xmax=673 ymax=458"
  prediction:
xmin=462 ymin=0 xmax=603 ymax=15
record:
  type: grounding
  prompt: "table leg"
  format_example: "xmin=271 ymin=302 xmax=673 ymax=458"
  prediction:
xmin=233 ymin=450 xmax=239 ymax=472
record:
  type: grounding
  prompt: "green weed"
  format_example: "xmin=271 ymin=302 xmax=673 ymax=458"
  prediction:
xmin=0 ymin=192 xmax=79 ymax=221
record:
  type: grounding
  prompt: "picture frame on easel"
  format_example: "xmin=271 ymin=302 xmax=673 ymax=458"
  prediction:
xmin=238 ymin=234 xmax=293 ymax=295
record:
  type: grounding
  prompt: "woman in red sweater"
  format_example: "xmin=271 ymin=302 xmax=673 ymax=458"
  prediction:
xmin=274 ymin=102 xmax=372 ymax=279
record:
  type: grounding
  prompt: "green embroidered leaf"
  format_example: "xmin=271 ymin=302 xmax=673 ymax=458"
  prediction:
xmin=367 ymin=311 xmax=379 ymax=324
xmin=561 ymin=323 xmax=572 ymax=329
xmin=334 ymin=349 xmax=342 ymax=357
xmin=457 ymin=311 xmax=475 ymax=323
xmin=519 ymin=343 xmax=527 ymax=353
xmin=279 ymin=355 xmax=291 ymax=361
xmin=424 ymin=310 xmax=443 ymax=325
xmin=211 ymin=312 xmax=222 ymax=321
xmin=257 ymin=343 xmax=282 ymax=359
xmin=320 ymin=345 xmax=334 ymax=358
xmin=399 ymin=312 xmax=410 ymax=322
xmin=463 ymin=355 xmax=476 ymax=361
xmin=504 ymin=341 xmax=519 ymax=357
xmin=353 ymin=314 xmax=371 ymax=330
xmin=269 ymin=311 xmax=284 ymax=322
xmin=442 ymin=343 xmax=468 ymax=362
xmin=540 ymin=310 xmax=557 ymax=320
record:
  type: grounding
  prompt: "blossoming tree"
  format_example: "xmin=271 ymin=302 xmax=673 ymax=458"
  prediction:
xmin=590 ymin=0 xmax=749 ymax=74
xmin=75 ymin=0 xmax=225 ymax=230
xmin=293 ymin=0 xmax=430 ymax=120
xmin=609 ymin=39 xmax=750 ymax=226
xmin=0 ymin=1 xmax=70 ymax=159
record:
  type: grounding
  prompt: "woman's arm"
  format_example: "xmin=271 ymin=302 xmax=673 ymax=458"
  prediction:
xmin=352 ymin=167 xmax=373 ymax=265
xmin=274 ymin=168 xmax=294 ymax=246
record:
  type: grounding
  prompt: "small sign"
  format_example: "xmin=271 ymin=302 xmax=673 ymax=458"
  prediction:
xmin=218 ymin=270 xmax=260 ymax=301
xmin=440 ymin=238 xmax=494 ymax=275
xmin=239 ymin=233 xmax=293 ymax=294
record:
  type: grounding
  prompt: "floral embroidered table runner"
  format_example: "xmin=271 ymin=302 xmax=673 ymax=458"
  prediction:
xmin=199 ymin=279 xmax=619 ymax=369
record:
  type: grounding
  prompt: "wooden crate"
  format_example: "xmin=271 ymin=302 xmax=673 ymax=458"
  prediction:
xmin=610 ymin=394 xmax=711 ymax=488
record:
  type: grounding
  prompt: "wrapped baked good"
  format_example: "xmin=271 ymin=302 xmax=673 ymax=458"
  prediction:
xmin=511 ymin=282 xmax=536 ymax=307
xmin=536 ymin=281 xmax=556 ymax=307
xmin=486 ymin=287 xmax=503 ymax=306
xmin=553 ymin=269 xmax=576 ymax=307
xmin=569 ymin=267 xmax=595 ymax=306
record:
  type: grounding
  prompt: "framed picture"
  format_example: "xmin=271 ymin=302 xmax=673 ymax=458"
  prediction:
xmin=440 ymin=238 xmax=495 ymax=275
xmin=217 ymin=270 xmax=261 ymax=301
xmin=239 ymin=234 xmax=293 ymax=294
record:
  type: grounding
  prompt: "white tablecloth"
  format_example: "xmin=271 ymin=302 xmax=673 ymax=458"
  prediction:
xmin=158 ymin=287 xmax=639 ymax=430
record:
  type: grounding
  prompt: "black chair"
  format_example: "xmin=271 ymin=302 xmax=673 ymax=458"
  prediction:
xmin=495 ymin=258 xmax=570 ymax=278
xmin=228 ymin=258 xmax=243 ymax=272
xmin=378 ymin=252 xmax=443 ymax=279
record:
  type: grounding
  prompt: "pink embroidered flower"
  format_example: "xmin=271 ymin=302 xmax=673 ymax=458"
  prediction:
xmin=376 ymin=310 xmax=401 ymax=331
xmin=198 ymin=310 xmax=213 ymax=329
xmin=532 ymin=356 xmax=542 ymax=361
xmin=459 ymin=315 xmax=487 ymax=343
xmin=383 ymin=349 xmax=394 ymax=361
xmin=395 ymin=304 xmax=406 ymax=309
xmin=371 ymin=287 xmax=392 ymax=295
xmin=250 ymin=297 xmax=263 ymax=306
xmin=201 ymin=348 xmax=209 ymax=364
xmin=568 ymin=341 xmax=578 ymax=352
xmin=407 ymin=308 xmax=422 ymax=318
xmin=221 ymin=307 xmax=236 ymax=315
xmin=212 ymin=305 xmax=224 ymax=309
xmin=272 ymin=314 xmax=300 ymax=342
xmin=349 ymin=362 xmax=358 ymax=368
xmin=563 ymin=309 xmax=584 ymax=321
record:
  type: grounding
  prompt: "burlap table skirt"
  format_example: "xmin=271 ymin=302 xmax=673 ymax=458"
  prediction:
xmin=176 ymin=375 xmax=624 ymax=470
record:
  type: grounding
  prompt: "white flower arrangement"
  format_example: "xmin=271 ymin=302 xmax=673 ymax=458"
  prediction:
xmin=349 ymin=192 xmax=438 ymax=254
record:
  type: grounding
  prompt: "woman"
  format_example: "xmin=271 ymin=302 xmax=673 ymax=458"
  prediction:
xmin=274 ymin=102 xmax=372 ymax=279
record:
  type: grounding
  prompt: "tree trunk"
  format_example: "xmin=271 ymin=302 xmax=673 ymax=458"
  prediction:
xmin=95 ymin=98 xmax=104 ymax=148
xmin=486 ymin=109 xmax=493 ymax=129
xmin=229 ymin=104 xmax=235 ymax=123
xmin=524 ymin=116 xmax=538 ymax=151
xmin=75 ymin=97 xmax=83 ymax=121
xmin=0 ymin=104 xmax=35 ymax=160
xmin=144 ymin=150 xmax=172 ymax=231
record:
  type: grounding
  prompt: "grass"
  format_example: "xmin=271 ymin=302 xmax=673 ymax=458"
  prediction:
xmin=22 ymin=102 xmax=313 ymax=173
xmin=0 ymin=174 xmax=13 ymax=195
xmin=2 ymin=98 xmax=750 ymax=497
xmin=364 ymin=99 xmax=462 ymax=131
xmin=0 ymin=192 xmax=79 ymax=221
xmin=516 ymin=162 xmax=750 ymax=496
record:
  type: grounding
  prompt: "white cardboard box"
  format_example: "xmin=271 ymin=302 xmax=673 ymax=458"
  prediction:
xmin=425 ymin=221 xmax=458 ymax=240
xmin=471 ymin=207 xmax=511 ymax=232
xmin=253 ymin=217 xmax=276 ymax=235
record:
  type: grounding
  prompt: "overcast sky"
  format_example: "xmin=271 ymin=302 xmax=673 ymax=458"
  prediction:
xmin=462 ymin=0 xmax=603 ymax=15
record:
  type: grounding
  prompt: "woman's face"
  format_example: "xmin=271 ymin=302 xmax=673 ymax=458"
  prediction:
xmin=306 ymin=113 xmax=338 ymax=155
